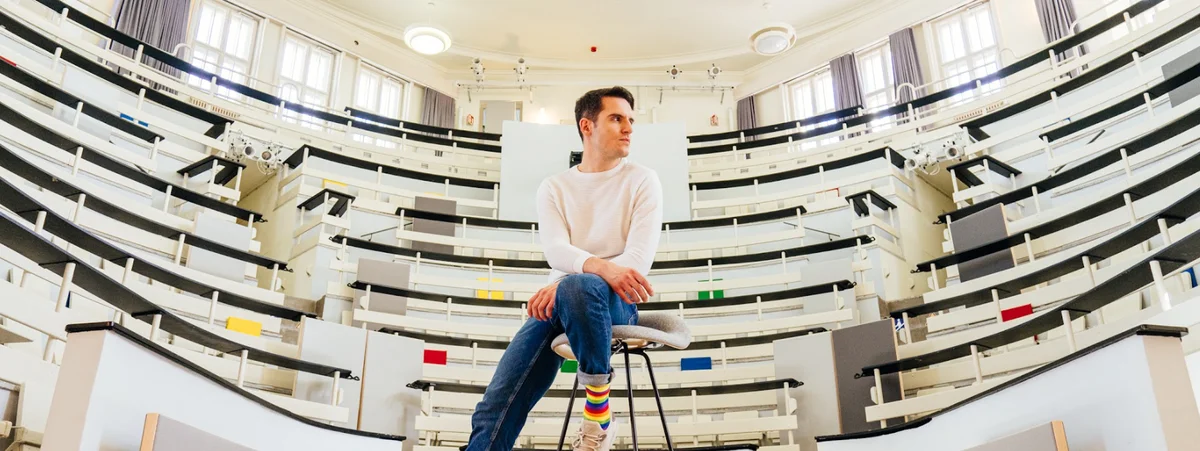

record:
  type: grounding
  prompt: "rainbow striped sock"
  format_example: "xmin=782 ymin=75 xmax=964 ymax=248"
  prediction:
xmin=583 ymin=382 xmax=611 ymax=430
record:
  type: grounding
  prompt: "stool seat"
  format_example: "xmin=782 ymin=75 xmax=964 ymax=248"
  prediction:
xmin=551 ymin=311 xmax=692 ymax=360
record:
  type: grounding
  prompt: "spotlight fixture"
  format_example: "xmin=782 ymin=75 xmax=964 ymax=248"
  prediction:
xmin=706 ymin=63 xmax=722 ymax=80
xmin=514 ymin=57 xmax=528 ymax=83
xmin=666 ymin=65 xmax=682 ymax=80
xmin=471 ymin=58 xmax=486 ymax=83
xmin=750 ymin=23 xmax=796 ymax=56
xmin=404 ymin=25 xmax=452 ymax=55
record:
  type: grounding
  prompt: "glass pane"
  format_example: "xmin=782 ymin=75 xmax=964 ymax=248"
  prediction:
xmin=380 ymin=79 xmax=402 ymax=117
xmin=950 ymin=22 xmax=965 ymax=60
xmin=938 ymin=24 xmax=956 ymax=62
xmin=817 ymin=72 xmax=834 ymax=113
xmin=195 ymin=5 xmax=216 ymax=45
xmin=226 ymin=15 xmax=256 ymax=59
xmin=280 ymin=39 xmax=302 ymax=82
xmin=975 ymin=9 xmax=995 ymax=48
xmin=305 ymin=50 xmax=332 ymax=91
xmin=303 ymin=91 xmax=327 ymax=108
xmin=207 ymin=7 xmax=227 ymax=48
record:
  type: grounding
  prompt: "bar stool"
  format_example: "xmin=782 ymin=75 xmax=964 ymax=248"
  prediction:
xmin=551 ymin=312 xmax=692 ymax=451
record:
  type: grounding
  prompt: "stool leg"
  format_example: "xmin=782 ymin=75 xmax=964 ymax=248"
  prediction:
xmin=639 ymin=350 xmax=674 ymax=451
xmin=623 ymin=342 xmax=638 ymax=451
xmin=558 ymin=375 xmax=580 ymax=451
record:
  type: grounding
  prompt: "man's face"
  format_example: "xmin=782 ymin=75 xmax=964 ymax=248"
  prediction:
xmin=584 ymin=96 xmax=635 ymax=159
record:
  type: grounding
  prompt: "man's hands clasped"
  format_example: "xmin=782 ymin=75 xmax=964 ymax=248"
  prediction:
xmin=526 ymin=260 xmax=655 ymax=322
xmin=597 ymin=261 xmax=654 ymax=305
xmin=527 ymin=281 xmax=560 ymax=321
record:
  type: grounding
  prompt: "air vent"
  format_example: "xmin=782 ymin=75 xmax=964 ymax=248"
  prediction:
xmin=187 ymin=96 xmax=240 ymax=120
xmin=953 ymin=99 xmax=1006 ymax=123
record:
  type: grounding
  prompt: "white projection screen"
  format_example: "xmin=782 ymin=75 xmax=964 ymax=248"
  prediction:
xmin=498 ymin=120 xmax=689 ymax=222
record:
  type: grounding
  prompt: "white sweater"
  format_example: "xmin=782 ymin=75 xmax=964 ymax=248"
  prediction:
xmin=536 ymin=160 xmax=664 ymax=283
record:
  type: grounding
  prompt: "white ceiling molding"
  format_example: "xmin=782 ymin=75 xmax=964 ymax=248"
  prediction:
xmin=446 ymin=68 xmax=745 ymax=90
xmin=310 ymin=0 xmax=899 ymax=72
xmin=242 ymin=0 xmax=456 ymax=92
xmin=736 ymin=0 xmax=966 ymax=98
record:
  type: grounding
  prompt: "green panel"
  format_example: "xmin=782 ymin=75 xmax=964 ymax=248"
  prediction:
xmin=698 ymin=278 xmax=724 ymax=300
xmin=560 ymin=359 xmax=578 ymax=373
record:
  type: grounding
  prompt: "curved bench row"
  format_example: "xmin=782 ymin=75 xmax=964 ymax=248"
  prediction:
xmin=917 ymin=143 xmax=1200 ymax=273
xmin=0 ymin=58 xmax=266 ymax=223
xmin=0 ymin=145 xmax=304 ymax=320
xmin=31 ymin=0 xmax=499 ymax=150
xmin=685 ymin=0 xmax=1167 ymax=151
xmin=940 ymin=13 xmax=1200 ymax=224
xmin=0 ymin=1 xmax=499 ymax=191
xmin=869 ymin=217 xmax=1200 ymax=376
xmin=895 ymin=183 xmax=1200 ymax=320
xmin=0 ymin=202 xmax=352 ymax=378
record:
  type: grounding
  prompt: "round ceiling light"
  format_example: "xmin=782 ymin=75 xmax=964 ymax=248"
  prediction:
xmin=750 ymin=24 xmax=796 ymax=56
xmin=404 ymin=25 xmax=451 ymax=55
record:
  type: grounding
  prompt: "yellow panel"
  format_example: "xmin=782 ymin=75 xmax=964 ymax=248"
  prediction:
xmin=476 ymin=277 xmax=504 ymax=300
xmin=225 ymin=317 xmax=262 ymax=337
xmin=422 ymin=192 xmax=444 ymax=197
xmin=322 ymin=179 xmax=347 ymax=190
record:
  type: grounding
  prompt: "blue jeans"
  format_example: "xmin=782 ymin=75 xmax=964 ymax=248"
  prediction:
xmin=465 ymin=273 xmax=638 ymax=451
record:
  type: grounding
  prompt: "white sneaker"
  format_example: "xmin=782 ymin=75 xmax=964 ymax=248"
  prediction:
xmin=572 ymin=420 xmax=617 ymax=451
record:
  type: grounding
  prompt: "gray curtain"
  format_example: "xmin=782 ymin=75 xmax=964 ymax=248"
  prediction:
xmin=1036 ymin=0 xmax=1087 ymax=60
xmin=421 ymin=87 xmax=456 ymax=131
xmin=829 ymin=54 xmax=863 ymax=111
xmin=736 ymin=95 xmax=757 ymax=132
xmin=111 ymin=0 xmax=190 ymax=79
xmin=889 ymin=27 xmax=926 ymax=105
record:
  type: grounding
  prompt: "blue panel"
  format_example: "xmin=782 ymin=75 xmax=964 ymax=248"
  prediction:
xmin=680 ymin=357 xmax=712 ymax=371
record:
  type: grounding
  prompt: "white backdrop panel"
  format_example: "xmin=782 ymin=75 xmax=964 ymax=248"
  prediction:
xmin=498 ymin=121 xmax=689 ymax=222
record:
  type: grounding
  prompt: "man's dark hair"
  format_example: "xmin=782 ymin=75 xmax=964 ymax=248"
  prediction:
xmin=574 ymin=86 xmax=635 ymax=140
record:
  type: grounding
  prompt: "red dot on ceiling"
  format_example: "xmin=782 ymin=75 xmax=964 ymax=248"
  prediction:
xmin=590 ymin=46 xmax=597 ymax=53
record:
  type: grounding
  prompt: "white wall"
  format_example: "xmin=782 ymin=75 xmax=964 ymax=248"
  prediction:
xmin=497 ymin=121 xmax=690 ymax=222
xmin=747 ymin=0 xmax=1055 ymax=126
xmin=455 ymin=84 xmax=736 ymax=136
xmin=738 ymin=0 xmax=965 ymax=101
xmin=232 ymin=0 xmax=453 ymax=95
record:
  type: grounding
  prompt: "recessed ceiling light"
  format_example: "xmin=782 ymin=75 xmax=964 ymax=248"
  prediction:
xmin=405 ymin=25 xmax=451 ymax=55
xmin=750 ymin=24 xmax=796 ymax=56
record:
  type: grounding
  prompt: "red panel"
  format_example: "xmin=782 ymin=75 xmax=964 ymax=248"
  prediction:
xmin=423 ymin=349 xmax=448 ymax=365
xmin=1001 ymin=304 xmax=1034 ymax=322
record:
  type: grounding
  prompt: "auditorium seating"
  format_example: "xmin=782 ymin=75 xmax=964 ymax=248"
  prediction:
xmin=1 ymin=0 xmax=1199 ymax=449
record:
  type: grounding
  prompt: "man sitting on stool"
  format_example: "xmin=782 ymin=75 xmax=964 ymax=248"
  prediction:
xmin=465 ymin=86 xmax=664 ymax=451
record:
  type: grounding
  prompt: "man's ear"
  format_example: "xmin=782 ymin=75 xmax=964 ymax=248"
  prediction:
xmin=579 ymin=118 xmax=591 ymax=137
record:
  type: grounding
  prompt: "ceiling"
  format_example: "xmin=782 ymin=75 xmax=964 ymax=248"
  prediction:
xmin=318 ymin=0 xmax=895 ymax=74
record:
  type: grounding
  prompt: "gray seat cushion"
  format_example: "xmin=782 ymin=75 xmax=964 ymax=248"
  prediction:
xmin=551 ymin=312 xmax=692 ymax=360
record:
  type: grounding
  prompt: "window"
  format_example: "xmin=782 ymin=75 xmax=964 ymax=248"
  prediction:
xmin=278 ymin=33 xmax=336 ymax=130
xmin=857 ymin=43 xmax=895 ymax=130
xmin=857 ymin=44 xmax=895 ymax=111
xmin=352 ymin=64 xmax=406 ymax=148
xmin=188 ymin=0 xmax=258 ymax=100
xmin=789 ymin=68 xmax=837 ymax=150
xmin=933 ymin=3 xmax=1000 ymax=103
xmin=1106 ymin=0 xmax=1171 ymax=40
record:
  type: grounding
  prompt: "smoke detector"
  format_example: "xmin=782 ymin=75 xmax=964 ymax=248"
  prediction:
xmin=514 ymin=57 xmax=528 ymax=83
xmin=706 ymin=64 xmax=722 ymax=80
xmin=750 ymin=23 xmax=796 ymax=56
xmin=470 ymin=58 xmax=486 ymax=83
xmin=666 ymin=65 xmax=682 ymax=80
